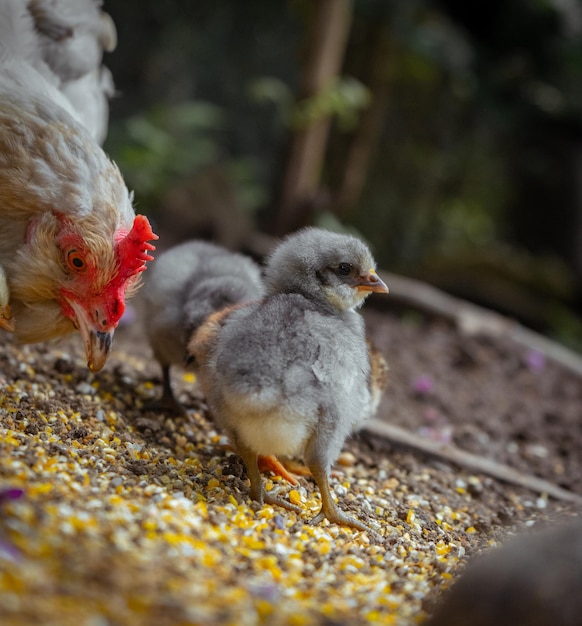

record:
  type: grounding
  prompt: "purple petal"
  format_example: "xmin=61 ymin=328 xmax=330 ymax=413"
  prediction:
xmin=412 ymin=375 xmax=434 ymax=395
xmin=0 ymin=488 xmax=24 ymax=504
xmin=273 ymin=514 xmax=285 ymax=530
xmin=419 ymin=425 xmax=453 ymax=445
xmin=0 ymin=537 xmax=21 ymax=561
xmin=248 ymin=581 xmax=280 ymax=603
xmin=525 ymin=349 xmax=546 ymax=372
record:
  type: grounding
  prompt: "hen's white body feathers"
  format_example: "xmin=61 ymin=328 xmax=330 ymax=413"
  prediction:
xmin=0 ymin=0 xmax=115 ymax=143
xmin=0 ymin=0 xmax=153 ymax=372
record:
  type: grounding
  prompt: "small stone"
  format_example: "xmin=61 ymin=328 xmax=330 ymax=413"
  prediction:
xmin=75 ymin=382 xmax=95 ymax=395
xmin=337 ymin=452 xmax=357 ymax=467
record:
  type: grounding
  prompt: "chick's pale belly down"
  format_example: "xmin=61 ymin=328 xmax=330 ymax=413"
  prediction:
xmin=219 ymin=389 xmax=315 ymax=457
xmin=211 ymin=301 xmax=370 ymax=461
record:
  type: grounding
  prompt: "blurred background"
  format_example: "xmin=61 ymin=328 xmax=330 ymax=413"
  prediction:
xmin=103 ymin=0 xmax=582 ymax=352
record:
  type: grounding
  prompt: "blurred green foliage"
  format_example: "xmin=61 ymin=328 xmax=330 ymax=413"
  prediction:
xmin=250 ymin=75 xmax=371 ymax=130
xmin=104 ymin=0 xmax=582 ymax=349
xmin=107 ymin=102 xmax=266 ymax=217
xmin=108 ymin=102 xmax=224 ymax=198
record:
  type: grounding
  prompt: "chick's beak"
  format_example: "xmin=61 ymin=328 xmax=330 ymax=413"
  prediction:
xmin=356 ymin=269 xmax=389 ymax=294
xmin=65 ymin=299 xmax=115 ymax=372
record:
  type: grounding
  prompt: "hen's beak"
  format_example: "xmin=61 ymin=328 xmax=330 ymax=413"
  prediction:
xmin=66 ymin=299 xmax=114 ymax=372
xmin=356 ymin=269 xmax=389 ymax=294
xmin=85 ymin=330 xmax=114 ymax=372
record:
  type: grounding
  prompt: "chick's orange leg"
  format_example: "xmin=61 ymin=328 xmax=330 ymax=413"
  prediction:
xmin=237 ymin=444 xmax=302 ymax=514
xmin=261 ymin=456 xmax=342 ymax=482
xmin=258 ymin=455 xmax=300 ymax=486
xmin=279 ymin=457 xmax=315 ymax=478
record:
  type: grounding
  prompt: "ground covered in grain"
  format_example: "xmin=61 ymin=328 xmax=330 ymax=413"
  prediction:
xmin=0 ymin=290 xmax=581 ymax=626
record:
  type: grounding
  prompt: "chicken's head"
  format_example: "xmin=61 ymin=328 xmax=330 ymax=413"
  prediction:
xmin=16 ymin=212 xmax=158 ymax=372
xmin=57 ymin=214 xmax=157 ymax=371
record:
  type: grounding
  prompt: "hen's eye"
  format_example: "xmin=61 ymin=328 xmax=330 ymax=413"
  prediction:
xmin=66 ymin=249 xmax=86 ymax=272
xmin=338 ymin=263 xmax=352 ymax=276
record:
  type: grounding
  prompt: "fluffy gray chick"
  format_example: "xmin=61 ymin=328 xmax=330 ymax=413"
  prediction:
xmin=143 ymin=240 xmax=264 ymax=414
xmin=189 ymin=227 xmax=389 ymax=532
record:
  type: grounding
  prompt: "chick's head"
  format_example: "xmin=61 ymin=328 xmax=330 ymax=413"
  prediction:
xmin=265 ymin=227 xmax=388 ymax=311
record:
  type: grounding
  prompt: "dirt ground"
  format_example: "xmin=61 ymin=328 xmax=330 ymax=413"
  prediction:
xmin=364 ymin=304 xmax=582 ymax=495
xmin=1 ymin=282 xmax=581 ymax=625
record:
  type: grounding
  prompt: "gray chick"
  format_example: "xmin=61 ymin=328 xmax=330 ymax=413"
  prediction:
xmin=189 ymin=227 xmax=389 ymax=531
xmin=142 ymin=240 xmax=264 ymax=414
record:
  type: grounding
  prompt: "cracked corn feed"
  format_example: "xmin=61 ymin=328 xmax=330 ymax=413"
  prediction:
xmin=0 ymin=333 xmax=574 ymax=626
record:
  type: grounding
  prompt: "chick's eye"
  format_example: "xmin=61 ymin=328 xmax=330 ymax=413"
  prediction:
xmin=337 ymin=263 xmax=352 ymax=276
xmin=66 ymin=249 xmax=86 ymax=272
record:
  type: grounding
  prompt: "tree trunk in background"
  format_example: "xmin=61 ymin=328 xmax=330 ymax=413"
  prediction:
xmin=334 ymin=19 xmax=391 ymax=216
xmin=274 ymin=0 xmax=353 ymax=235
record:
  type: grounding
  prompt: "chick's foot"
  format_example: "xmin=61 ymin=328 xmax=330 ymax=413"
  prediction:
xmin=258 ymin=455 xmax=300 ymax=486
xmin=262 ymin=492 xmax=303 ymax=514
xmin=309 ymin=463 xmax=376 ymax=535
xmin=144 ymin=365 xmax=188 ymax=417
xmin=238 ymin=445 xmax=303 ymax=514
xmin=309 ymin=507 xmax=374 ymax=534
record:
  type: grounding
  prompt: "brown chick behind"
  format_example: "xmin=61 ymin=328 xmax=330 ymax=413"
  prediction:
xmin=142 ymin=240 xmax=265 ymax=415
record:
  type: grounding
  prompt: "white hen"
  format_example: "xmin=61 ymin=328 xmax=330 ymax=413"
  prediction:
xmin=0 ymin=0 xmax=157 ymax=371
xmin=0 ymin=0 xmax=116 ymax=143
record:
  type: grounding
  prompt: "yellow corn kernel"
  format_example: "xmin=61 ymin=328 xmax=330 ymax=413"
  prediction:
xmin=288 ymin=490 xmax=304 ymax=506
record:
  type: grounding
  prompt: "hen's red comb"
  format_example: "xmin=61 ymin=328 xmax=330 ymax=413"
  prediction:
xmin=115 ymin=214 xmax=158 ymax=280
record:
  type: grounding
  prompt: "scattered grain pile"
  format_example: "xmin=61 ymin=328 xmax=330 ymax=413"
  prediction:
xmin=1 ymin=313 xmax=580 ymax=626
